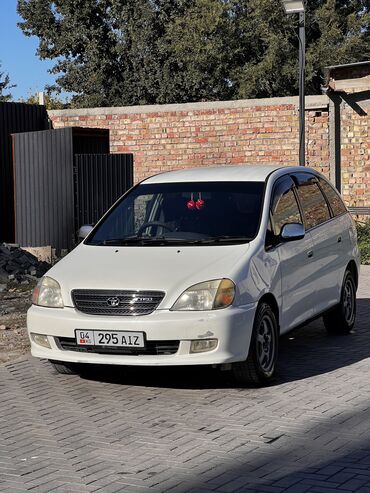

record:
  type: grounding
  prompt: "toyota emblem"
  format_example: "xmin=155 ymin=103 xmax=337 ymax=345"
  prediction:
xmin=107 ymin=296 xmax=120 ymax=307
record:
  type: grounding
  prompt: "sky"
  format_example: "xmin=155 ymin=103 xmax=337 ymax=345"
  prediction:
xmin=0 ymin=0 xmax=56 ymax=101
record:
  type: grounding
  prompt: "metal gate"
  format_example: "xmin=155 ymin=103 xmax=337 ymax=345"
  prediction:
xmin=74 ymin=153 xmax=134 ymax=231
xmin=13 ymin=127 xmax=132 ymax=250
xmin=0 ymin=102 xmax=49 ymax=242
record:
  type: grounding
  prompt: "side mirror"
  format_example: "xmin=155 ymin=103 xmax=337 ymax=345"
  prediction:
xmin=280 ymin=223 xmax=305 ymax=242
xmin=78 ymin=224 xmax=94 ymax=240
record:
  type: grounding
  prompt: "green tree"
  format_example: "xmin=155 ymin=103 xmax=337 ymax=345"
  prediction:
xmin=231 ymin=0 xmax=299 ymax=99
xmin=17 ymin=0 xmax=370 ymax=107
xmin=160 ymin=0 xmax=236 ymax=102
xmin=0 ymin=63 xmax=15 ymax=102
xmin=230 ymin=0 xmax=370 ymax=98
xmin=305 ymin=0 xmax=370 ymax=93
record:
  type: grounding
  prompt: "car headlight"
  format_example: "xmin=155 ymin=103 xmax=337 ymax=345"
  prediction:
xmin=171 ymin=279 xmax=235 ymax=311
xmin=32 ymin=276 xmax=64 ymax=308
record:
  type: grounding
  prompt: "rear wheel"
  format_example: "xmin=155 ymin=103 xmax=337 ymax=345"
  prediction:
xmin=323 ymin=270 xmax=356 ymax=335
xmin=49 ymin=360 xmax=80 ymax=375
xmin=232 ymin=302 xmax=278 ymax=386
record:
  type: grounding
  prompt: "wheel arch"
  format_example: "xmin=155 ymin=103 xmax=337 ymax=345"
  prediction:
xmin=346 ymin=260 xmax=358 ymax=289
xmin=259 ymin=293 xmax=280 ymax=333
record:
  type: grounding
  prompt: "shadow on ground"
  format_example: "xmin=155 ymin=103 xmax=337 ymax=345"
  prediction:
xmin=78 ymin=298 xmax=370 ymax=390
xmin=177 ymin=402 xmax=370 ymax=492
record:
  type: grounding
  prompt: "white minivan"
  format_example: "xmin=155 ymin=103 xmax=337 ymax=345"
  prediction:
xmin=28 ymin=165 xmax=360 ymax=385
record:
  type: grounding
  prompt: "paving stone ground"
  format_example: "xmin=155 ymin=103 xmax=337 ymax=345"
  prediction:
xmin=1 ymin=266 xmax=370 ymax=493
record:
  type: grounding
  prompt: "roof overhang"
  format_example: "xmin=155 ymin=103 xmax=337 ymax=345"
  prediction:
xmin=323 ymin=61 xmax=370 ymax=93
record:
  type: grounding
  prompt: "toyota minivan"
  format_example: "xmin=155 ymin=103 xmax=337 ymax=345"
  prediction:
xmin=27 ymin=165 xmax=360 ymax=385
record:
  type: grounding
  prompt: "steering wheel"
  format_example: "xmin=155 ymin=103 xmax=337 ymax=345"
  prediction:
xmin=137 ymin=221 xmax=175 ymax=236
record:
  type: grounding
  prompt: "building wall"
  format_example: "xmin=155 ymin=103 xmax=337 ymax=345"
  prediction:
xmin=49 ymin=94 xmax=369 ymax=209
xmin=340 ymin=98 xmax=370 ymax=208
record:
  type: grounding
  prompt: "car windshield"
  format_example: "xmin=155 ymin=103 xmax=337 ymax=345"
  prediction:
xmin=86 ymin=181 xmax=265 ymax=246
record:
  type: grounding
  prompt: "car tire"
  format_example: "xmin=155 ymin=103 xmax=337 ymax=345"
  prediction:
xmin=232 ymin=302 xmax=278 ymax=387
xmin=49 ymin=360 xmax=80 ymax=375
xmin=323 ymin=270 xmax=356 ymax=335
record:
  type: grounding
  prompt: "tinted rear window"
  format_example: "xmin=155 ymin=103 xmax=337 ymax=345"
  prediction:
xmin=293 ymin=173 xmax=330 ymax=230
xmin=318 ymin=177 xmax=347 ymax=217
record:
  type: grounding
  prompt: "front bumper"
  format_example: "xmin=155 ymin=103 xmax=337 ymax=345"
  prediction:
xmin=27 ymin=303 xmax=257 ymax=366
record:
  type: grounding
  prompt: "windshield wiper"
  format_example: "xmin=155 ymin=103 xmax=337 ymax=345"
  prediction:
xmin=187 ymin=236 xmax=252 ymax=244
xmin=92 ymin=235 xmax=251 ymax=246
xmin=90 ymin=236 xmax=139 ymax=245
xmin=94 ymin=236 xmax=190 ymax=246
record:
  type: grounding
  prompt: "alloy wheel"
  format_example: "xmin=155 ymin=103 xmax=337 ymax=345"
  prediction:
xmin=343 ymin=277 xmax=355 ymax=325
xmin=256 ymin=313 xmax=276 ymax=375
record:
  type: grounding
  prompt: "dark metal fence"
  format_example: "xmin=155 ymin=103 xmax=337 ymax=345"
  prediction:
xmin=13 ymin=128 xmax=75 ymax=250
xmin=74 ymin=153 xmax=133 ymax=229
xmin=13 ymin=126 xmax=132 ymax=250
xmin=0 ymin=102 xmax=49 ymax=242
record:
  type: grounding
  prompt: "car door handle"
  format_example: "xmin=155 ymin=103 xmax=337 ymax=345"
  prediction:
xmin=307 ymin=250 xmax=313 ymax=258
xmin=337 ymin=236 xmax=342 ymax=243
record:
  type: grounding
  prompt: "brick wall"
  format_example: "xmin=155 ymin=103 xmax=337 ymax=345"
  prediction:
xmin=49 ymin=96 xmax=329 ymax=180
xmin=48 ymin=94 xmax=369 ymax=208
xmin=341 ymin=101 xmax=370 ymax=208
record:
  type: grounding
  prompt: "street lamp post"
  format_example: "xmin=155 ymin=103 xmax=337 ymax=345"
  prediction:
xmin=282 ymin=0 xmax=306 ymax=166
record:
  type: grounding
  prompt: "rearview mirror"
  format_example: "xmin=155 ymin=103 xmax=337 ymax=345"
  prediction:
xmin=78 ymin=225 xmax=94 ymax=240
xmin=280 ymin=223 xmax=305 ymax=242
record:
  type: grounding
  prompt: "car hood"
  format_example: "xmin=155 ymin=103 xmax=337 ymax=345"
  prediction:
xmin=47 ymin=243 xmax=250 ymax=309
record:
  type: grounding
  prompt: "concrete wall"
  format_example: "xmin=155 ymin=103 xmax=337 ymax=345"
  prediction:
xmin=49 ymin=93 xmax=370 ymax=209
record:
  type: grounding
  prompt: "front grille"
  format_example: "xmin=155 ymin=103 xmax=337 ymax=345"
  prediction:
xmin=56 ymin=337 xmax=179 ymax=356
xmin=72 ymin=289 xmax=165 ymax=316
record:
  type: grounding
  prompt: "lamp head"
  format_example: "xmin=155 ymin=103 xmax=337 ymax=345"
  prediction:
xmin=282 ymin=0 xmax=305 ymax=13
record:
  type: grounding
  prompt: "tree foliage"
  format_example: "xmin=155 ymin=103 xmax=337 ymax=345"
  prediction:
xmin=0 ymin=63 xmax=15 ymax=102
xmin=17 ymin=0 xmax=370 ymax=107
xmin=356 ymin=220 xmax=370 ymax=265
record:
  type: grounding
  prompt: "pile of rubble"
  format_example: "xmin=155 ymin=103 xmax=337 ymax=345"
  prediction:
xmin=0 ymin=244 xmax=50 ymax=288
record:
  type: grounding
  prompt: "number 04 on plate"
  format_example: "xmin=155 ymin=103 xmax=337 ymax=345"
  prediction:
xmin=75 ymin=330 xmax=145 ymax=348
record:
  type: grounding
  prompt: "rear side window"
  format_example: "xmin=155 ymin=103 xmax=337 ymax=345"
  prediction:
xmin=271 ymin=176 xmax=302 ymax=236
xmin=318 ymin=177 xmax=347 ymax=217
xmin=294 ymin=173 xmax=330 ymax=230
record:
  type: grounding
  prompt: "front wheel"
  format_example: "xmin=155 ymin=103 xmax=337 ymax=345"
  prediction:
xmin=323 ymin=270 xmax=356 ymax=335
xmin=232 ymin=302 xmax=278 ymax=386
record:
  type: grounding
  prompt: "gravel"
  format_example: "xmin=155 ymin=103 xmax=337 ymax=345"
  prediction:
xmin=0 ymin=282 xmax=35 ymax=363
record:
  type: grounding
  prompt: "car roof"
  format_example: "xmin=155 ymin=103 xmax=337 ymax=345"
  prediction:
xmin=142 ymin=165 xmax=315 ymax=184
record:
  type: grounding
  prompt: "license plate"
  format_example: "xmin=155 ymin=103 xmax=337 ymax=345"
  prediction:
xmin=75 ymin=330 xmax=145 ymax=348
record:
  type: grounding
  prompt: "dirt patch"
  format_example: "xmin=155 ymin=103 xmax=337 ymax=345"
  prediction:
xmin=0 ymin=282 xmax=35 ymax=363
